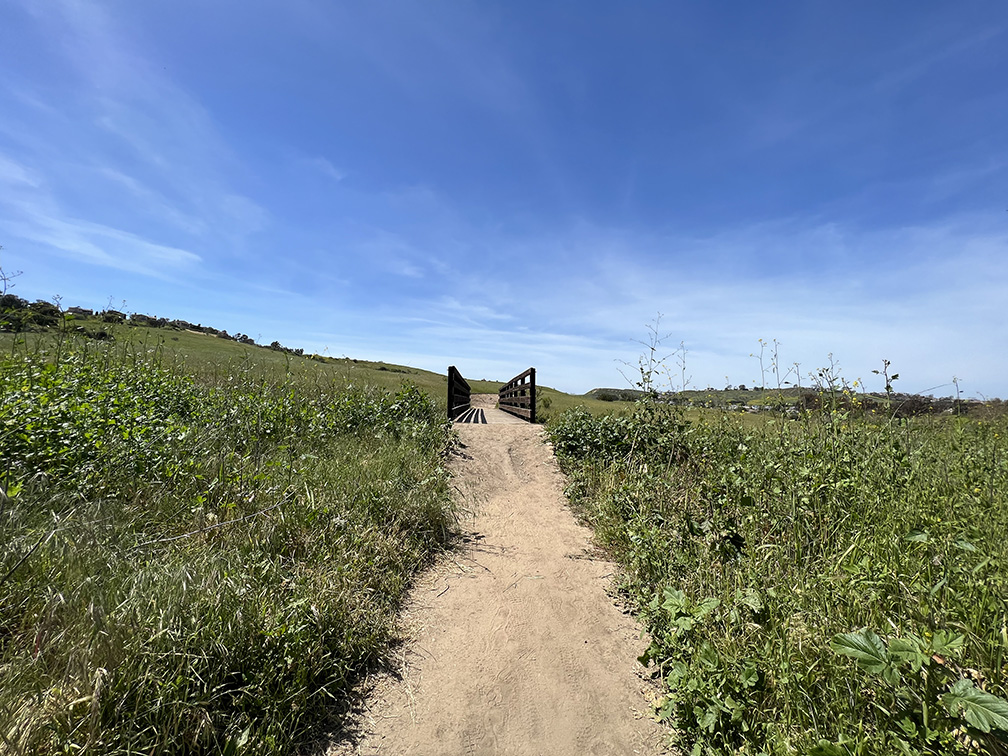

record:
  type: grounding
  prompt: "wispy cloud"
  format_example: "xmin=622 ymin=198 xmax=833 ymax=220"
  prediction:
xmin=321 ymin=212 xmax=1008 ymax=396
xmin=299 ymin=3 xmax=534 ymax=118
xmin=96 ymin=167 xmax=207 ymax=235
xmin=3 ymin=3 xmax=1005 ymax=400
xmin=0 ymin=149 xmax=200 ymax=277
xmin=2 ymin=0 xmax=269 ymax=274
xmin=304 ymin=156 xmax=345 ymax=182
xmin=869 ymin=24 xmax=1006 ymax=94
xmin=0 ymin=154 xmax=42 ymax=187
xmin=6 ymin=210 xmax=200 ymax=276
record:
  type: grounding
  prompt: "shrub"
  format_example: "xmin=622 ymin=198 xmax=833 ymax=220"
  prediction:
xmin=550 ymin=402 xmax=1008 ymax=755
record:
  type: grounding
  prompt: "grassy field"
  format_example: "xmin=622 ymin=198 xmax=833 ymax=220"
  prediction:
xmin=548 ymin=396 xmax=1008 ymax=755
xmin=16 ymin=315 xmax=1002 ymax=754
xmin=0 ymin=318 xmax=639 ymax=754
xmin=0 ymin=318 xmax=633 ymax=419
xmin=0 ymin=327 xmax=458 ymax=754
xmin=50 ymin=319 xmax=454 ymax=397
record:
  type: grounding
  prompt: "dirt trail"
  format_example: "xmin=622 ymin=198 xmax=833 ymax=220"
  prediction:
xmin=331 ymin=395 xmax=666 ymax=755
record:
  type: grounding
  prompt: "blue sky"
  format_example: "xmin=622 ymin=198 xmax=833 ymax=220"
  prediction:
xmin=2 ymin=2 xmax=1006 ymax=397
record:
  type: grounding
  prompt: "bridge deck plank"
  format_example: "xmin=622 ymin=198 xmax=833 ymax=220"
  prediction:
xmin=455 ymin=394 xmax=526 ymax=424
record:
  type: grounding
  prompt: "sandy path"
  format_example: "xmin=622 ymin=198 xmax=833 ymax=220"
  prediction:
xmin=330 ymin=395 xmax=666 ymax=755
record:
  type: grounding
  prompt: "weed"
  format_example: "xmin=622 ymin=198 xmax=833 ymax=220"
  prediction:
xmin=0 ymin=331 xmax=456 ymax=755
xmin=549 ymin=349 xmax=1008 ymax=755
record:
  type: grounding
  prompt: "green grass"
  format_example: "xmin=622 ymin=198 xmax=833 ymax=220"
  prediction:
xmin=0 ymin=329 xmax=457 ymax=755
xmin=53 ymin=318 xmax=453 ymax=397
xmin=8 ymin=314 xmax=1006 ymax=753
xmin=533 ymin=386 xmax=634 ymax=423
xmin=586 ymin=386 xmax=806 ymax=405
xmin=548 ymin=399 xmax=1008 ymax=755
xmin=1 ymin=319 xmax=640 ymax=424
xmin=0 ymin=318 xmax=641 ymax=754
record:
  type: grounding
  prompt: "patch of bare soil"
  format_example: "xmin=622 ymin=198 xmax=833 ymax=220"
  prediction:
xmin=328 ymin=398 xmax=668 ymax=755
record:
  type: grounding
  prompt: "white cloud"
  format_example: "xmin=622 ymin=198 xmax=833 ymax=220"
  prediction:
xmin=299 ymin=3 xmax=534 ymax=118
xmin=333 ymin=213 xmax=1008 ymax=397
xmin=7 ymin=211 xmax=200 ymax=276
xmin=0 ymin=154 xmax=42 ymax=187
xmin=4 ymin=2 xmax=1004 ymax=401
xmin=2 ymin=0 xmax=272 ymax=274
xmin=96 ymin=167 xmax=207 ymax=235
xmin=305 ymin=156 xmax=345 ymax=182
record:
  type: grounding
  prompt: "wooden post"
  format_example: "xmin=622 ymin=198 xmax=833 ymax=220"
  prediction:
xmin=447 ymin=366 xmax=471 ymax=420
xmin=529 ymin=367 xmax=536 ymax=424
xmin=498 ymin=367 xmax=537 ymax=422
xmin=447 ymin=365 xmax=455 ymax=420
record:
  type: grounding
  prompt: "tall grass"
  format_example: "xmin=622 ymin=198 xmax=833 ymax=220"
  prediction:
xmin=0 ymin=332 xmax=456 ymax=754
xmin=549 ymin=398 xmax=1008 ymax=755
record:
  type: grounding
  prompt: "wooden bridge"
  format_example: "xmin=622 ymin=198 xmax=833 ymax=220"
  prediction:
xmin=448 ymin=366 xmax=536 ymax=424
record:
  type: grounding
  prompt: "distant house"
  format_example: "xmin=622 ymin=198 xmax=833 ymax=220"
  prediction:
xmin=67 ymin=306 xmax=93 ymax=316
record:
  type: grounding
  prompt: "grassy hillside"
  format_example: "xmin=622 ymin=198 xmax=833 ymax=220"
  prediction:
xmin=0 ymin=327 xmax=457 ymax=755
xmin=587 ymin=386 xmax=808 ymax=405
xmin=1 ymin=316 xmax=637 ymax=421
xmin=67 ymin=318 xmax=451 ymax=395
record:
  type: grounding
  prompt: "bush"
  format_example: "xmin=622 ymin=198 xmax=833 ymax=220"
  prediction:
xmin=550 ymin=402 xmax=1008 ymax=755
xmin=0 ymin=293 xmax=27 ymax=310
xmin=100 ymin=309 xmax=126 ymax=323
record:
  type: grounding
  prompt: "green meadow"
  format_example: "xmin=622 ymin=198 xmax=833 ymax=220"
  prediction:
xmin=0 ymin=325 xmax=458 ymax=754
xmin=0 ymin=317 xmax=629 ymax=754
xmin=4 ymin=314 xmax=1006 ymax=755
xmin=548 ymin=392 xmax=1008 ymax=755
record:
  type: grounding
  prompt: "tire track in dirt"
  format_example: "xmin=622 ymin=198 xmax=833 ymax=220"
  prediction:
xmin=329 ymin=395 xmax=667 ymax=755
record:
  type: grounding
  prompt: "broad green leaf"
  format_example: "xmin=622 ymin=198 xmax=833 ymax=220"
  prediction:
xmin=738 ymin=588 xmax=763 ymax=613
xmin=697 ymin=641 xmax=719 ymax=670
xmin=889 ymin=636 xmax=927 ymax=671
xmin=888 ymin=636 xmax=922 ymax=654
xmin=930 ymin=630 xmax=964 ymax=657
xmin=880 ymin=663 xmax=902 ymax=686
xmin=674 ymin=615 xmax=695 ymax=631
xmin=662 ymin=587 xmax=687 ymax=614
xmin=697 ymin=702 xmax=719 ymax=731
xmin=694 ymin=597 xmax=720 ymax=618
xmin=810 ymin=741 xmax=849 ymax=756
xmin=830 ymin=629 xmax=889 ymax=674
xmin=665 ymin=660 xmax=688 ymax=686
xmin=656 ymin=696 xmax=676 ymax=722
xmin=905 ymin=530 xmax=930 ymax=543
xmin=941 ymin=678 xmax=1008 ymax=733
xmin=896 ymin=716 xmax=918 ymax=739
xmin=739 ymin=663 xmax=759 ymax=688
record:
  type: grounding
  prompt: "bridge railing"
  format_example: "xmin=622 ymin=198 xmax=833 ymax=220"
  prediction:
xmin=499 ymin=367 xmax=536 ymax=423
xmin=447 ymin=365 xmax=471 ymax=420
